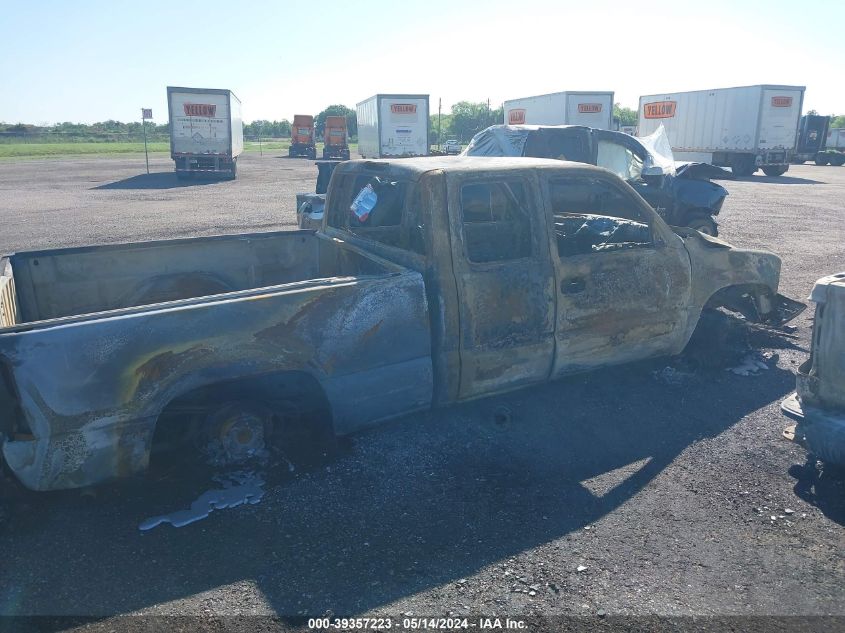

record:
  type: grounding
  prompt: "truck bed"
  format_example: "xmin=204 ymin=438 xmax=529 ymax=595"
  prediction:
xmin=0 ymin=229 xmax=433 ymax=489
xmin=0 ymin=230 xmax=390 ymax=329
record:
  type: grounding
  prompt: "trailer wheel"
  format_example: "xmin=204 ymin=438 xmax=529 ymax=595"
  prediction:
xmin=815 ymin=155 xmax=830 ymax=166
xmin=229 ymin=159 xmax=237 ymax=180
xmin=831 ymin=154 xmax=845 ymax=167
xmin=687 ymin=215 xmax=718 ymax=236
xmin=731 ymin=155 xmax=755 ymax=177
xmin=762 ymin=165 xmax=788 ymax=177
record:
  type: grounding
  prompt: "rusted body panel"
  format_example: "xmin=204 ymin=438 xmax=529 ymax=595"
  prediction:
xmin=0 ymin=157 xmax=800 ymax=491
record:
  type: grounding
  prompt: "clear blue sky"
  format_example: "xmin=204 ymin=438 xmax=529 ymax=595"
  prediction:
xmin=1 ymin=0 xmax=842 ymax=125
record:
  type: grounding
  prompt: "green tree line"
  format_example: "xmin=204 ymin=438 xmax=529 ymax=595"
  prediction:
xmin=4 ymin=105 xmax=843 ymax=144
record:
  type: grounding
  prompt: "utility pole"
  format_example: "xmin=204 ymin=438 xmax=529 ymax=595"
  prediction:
xmin=140 ymin=108 xmax=152 ymax=174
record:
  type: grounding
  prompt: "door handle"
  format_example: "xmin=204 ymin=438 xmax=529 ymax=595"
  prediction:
xmin=561 ymin=278 xmax=586 ymax=294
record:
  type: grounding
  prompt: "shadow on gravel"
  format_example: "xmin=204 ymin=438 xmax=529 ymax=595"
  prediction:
xmin=0 ymin=334 xmax=798 ymax=619
xmin=93 ymin=173 xmax=227 ymax=190
xmin=734 ymin=175 xmax=826 ymax=185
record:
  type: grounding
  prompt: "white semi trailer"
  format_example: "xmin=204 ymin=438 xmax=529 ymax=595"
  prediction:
xmin=637 ymin=85 xmax=805 ymax=177
xmin=167 ymin=86 xmax=243 ymax=179
xmin=503 ymin=91 xmax=615 ymax=130
xmin=356 ymin=94 xmax=430 ymax=158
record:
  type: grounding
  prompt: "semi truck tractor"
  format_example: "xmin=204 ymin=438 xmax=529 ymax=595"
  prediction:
xmin=289 ymin=115 xmax=316 ymax=159
xmin=637 ymin=85 xmax=805 ymax=177
xmin=322 ymin=115 xmax=350 ymax=159
xmin=356 ymin=94 xmax=429 ymax=158
xmin=793 ymin=114 xmax=830 ymax=163
xmin=503 ymin=91 xmax=615 ymax=130
xmin=167 ymin=86 xmax=243 ymax=179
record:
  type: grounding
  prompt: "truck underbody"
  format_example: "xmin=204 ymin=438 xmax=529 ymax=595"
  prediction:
xmin=289 ymin=143 xmax=316 ymax=160
xmin=173 ymin=154 xmax=237 ymax=179
xmin=711 ymin=151 xmax=792 ymax=177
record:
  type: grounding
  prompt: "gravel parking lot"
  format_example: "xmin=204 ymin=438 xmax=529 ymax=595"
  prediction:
xmin=0 ymin=154 xmax=843 ymax=629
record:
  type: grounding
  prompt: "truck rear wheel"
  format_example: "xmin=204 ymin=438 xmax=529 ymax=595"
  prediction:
xmin=762 ymin=165 xmax=788 ymax=177
xmin=815 ymin=155 xmax=830 ymax=166
xmin=731 ymin=155 xmax=755 ymax=177
xmin=200 ymin=401 xmax=273 ymax=465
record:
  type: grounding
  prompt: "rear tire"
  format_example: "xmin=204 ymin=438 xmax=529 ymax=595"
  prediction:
xmin=686 ymin=215 xmax=718 ymax=236
xmin=762 ymin=165 xmax=788 ymax=177
xmin=815 ymin=155 xmax=830 ymax=166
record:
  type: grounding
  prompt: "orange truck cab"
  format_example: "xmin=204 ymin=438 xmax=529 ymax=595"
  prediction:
xmin=322 ymin=115 xmax=350 ymax=160
xmin=290 ymin=114 xmax=316 ymax=159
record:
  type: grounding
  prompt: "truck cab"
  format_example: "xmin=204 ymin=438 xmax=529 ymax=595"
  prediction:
xmin=324 ymin=157 xmax=794 ymax=402
xmin=289 ymin=114 xmax=316 ymax=159
xmin=322 ymin=115 xmax=350 ymax=160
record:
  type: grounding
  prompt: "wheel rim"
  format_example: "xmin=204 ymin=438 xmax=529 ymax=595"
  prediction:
xmin=202 ymin=404 xmax=271 ymax=463
xmin=219 ymin=412 xmax=266 ymax=461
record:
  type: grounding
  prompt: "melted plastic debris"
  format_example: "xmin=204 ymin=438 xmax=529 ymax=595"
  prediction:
xmin=139 ymin=471 xmax=265 ymax=531
xmin=652 ymin=366 xmax=693 ymax=385
xmin=727 ymin=354 xmax=769 ymax=376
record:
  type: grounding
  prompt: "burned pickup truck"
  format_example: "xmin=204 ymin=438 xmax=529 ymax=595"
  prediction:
xmin=0 ymin=157 xmax=801 ymax=491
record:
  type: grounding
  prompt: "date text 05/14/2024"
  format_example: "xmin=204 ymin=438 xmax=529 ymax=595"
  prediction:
xmin=307 ymin=617 xmax=527 ymax=630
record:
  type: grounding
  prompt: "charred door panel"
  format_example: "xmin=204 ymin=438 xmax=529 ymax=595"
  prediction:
xmin=544 ymin=174 xmax=692 ymax=374
xmin=447 ymin=172 xmax=556 ymax=398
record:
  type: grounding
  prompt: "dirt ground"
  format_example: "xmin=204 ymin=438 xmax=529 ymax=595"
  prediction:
xmin=0 ymin=154 xmax=843 ymax=631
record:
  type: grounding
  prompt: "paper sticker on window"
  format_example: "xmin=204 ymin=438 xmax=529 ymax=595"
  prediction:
xmin=350 ymin=184 xmax=378 ymax=222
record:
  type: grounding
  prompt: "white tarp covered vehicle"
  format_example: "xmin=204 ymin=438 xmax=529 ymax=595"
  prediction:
xmin=462 ymin=124 xmax=732 ymax=235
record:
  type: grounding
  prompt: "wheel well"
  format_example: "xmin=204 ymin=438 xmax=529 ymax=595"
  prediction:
xmin=705 ymin=283 xmax=773 ymax=321
xmin=151 ymin=370 xmax=334 ymax=455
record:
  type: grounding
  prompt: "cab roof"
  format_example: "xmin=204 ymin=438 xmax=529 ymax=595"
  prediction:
xmin=335 ymin=156 xmax=604 ymax=180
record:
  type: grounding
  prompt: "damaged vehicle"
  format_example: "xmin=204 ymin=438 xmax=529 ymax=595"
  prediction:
xmin=463 ymin=124 xmax=732 ymax=236
xmin=0 ymin=157 xmax=802 ymax=491
xmin=782 ymin=272 xmax=845 ymax=467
